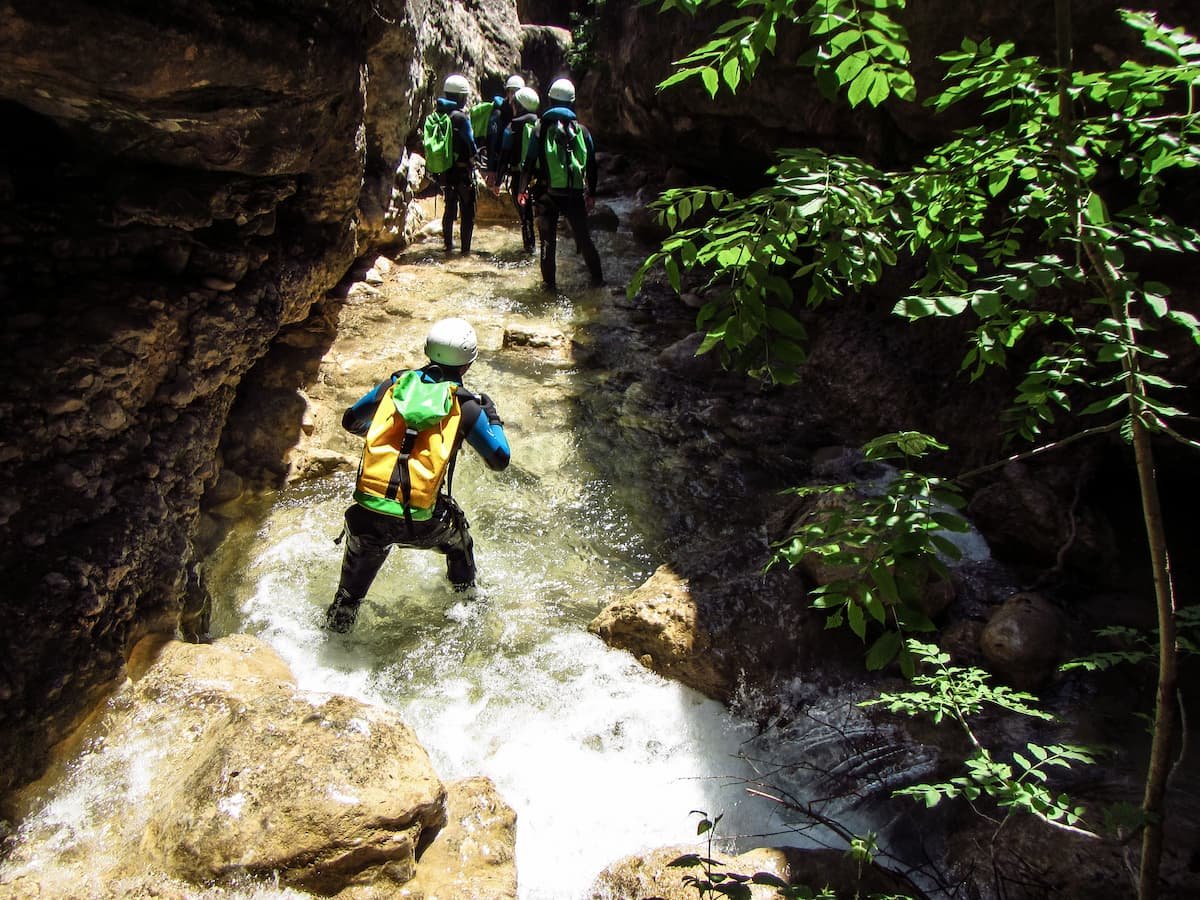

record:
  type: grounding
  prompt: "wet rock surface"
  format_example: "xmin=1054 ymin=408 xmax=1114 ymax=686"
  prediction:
xmin=591 ymin=844 xmax=921 ymax=899
xmin=0 ymin=634 xmax=517 ymax=897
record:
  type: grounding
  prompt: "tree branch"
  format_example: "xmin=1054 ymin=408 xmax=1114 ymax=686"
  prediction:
xmin=956 ymin=422 xmax=1121 ymax=481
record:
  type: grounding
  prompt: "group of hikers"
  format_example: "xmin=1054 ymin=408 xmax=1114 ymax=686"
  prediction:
xmin=420 ymin=71 xmax=604 ymax=291
xmin=325 ymin=71 xmax=606 ymax=634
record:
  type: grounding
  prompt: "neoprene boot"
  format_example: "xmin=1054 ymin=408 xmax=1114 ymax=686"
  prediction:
xmin=324 ymin=589 xmax=361 ymax=633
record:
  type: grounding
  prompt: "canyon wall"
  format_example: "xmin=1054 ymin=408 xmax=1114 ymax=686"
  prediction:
xmin=0 ymin=0 xmax=522 ymax=801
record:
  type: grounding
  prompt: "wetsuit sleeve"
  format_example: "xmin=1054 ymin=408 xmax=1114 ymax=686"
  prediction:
xmin=458 ymin=394 xmax=510 ymax=471
xmin=521 ymin=128 xmax=542 ymax=177
xmin=496 ymin=127 xmax=514 ymax=173
xmin=452 ymin=111 xmax=477 ymax=165
xmin=584 ymin=127 xmax=598 ymax=196
xmin=341 ymin=376 xmax=396 ymax=435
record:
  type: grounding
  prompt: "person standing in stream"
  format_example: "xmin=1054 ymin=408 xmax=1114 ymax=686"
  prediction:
xmin=517 ymin=77 xmax=604 ymax=289
xmin=495 ymin=85 xmax=541 ymax=253
xmin=423 ymin=73 xmax=479 ymax=254
xmin=324 ymin=318 xmax=510 ymax=634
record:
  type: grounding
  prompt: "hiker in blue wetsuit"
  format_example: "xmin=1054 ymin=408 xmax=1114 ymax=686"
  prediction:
xmin=495 ymin=86 xmax=541 ymax=253
xmin=435 ymin=74 xmax=479 ymax=254
xmin=325 ymin=318 xmax=510 ymax=633
xmin=484 ymin=74 xmax=525 ymax=188
xmin=517 ymin=77 xmax=603 ymax=290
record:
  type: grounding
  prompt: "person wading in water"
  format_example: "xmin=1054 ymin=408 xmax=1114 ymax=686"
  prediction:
xmin=324 ymin=318 xmax=510 ymax=633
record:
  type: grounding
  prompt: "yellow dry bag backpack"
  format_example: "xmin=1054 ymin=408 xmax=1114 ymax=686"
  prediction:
xmin=354 ymin=371 xmax=464 ymax=530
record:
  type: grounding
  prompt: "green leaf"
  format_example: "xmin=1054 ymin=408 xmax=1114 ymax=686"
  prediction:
xmin=867 ymin=69 xmax=891 ymax=106
xmin=696 ymin=327 xmax=726 ymax=355
xmin=657 ymin=66 xmax=706 ymax=92
xmin=1085 ymin=191 xmax=1109 ymax=226
xmin=722 ymin=57 xmax=741 ymax=92
xmin=837 ymin=51 xmax=872 ymax=88
xmin=765 ymin=307 xmax=807 ymax=340
xmin=847 ymin=598 xmax=867 ymax=639
xmin=750 ymin=872 xmax=789 ymax=888
xmin=971 ymin=292 xmax=1002 ymax=318
xmin=1167 ymin=308 xmax=1200 ymax=344
xmin=701 ymin=66 xmax=719 ymax=97
xmin=896 ymin=295 xmax=970 ymax=318
xmin=1144 ymin=291 xmax=1169 ymax=318
xmin=871 ymin=564 xmax=901 ymax=605
xmin=1080 ymin=393 xmax=1129 ymax=416
xmin=664 ymin=255 xmax=682 ymax=293
xmin=866 ymin=631 xmax=902 ymax=670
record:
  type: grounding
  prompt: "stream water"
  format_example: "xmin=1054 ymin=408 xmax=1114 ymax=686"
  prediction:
xmin=0 ymin=198 xmax=986 ymax=898
xmin=199 ymin=204 xmax=787 ymax=897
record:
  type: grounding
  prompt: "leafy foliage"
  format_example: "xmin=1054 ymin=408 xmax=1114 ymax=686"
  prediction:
xmin=641 ymin=2 xmax=1200 ymax=891
xmin=629 ymin=151 xmax=896 ymax=383
xmin=771 ymin=433 xmax=968 ymax=675
xmin=667 ymin=811 xmax=853 ymax=898
xmin=647 ymin=0 xmax=914 ymax=107
xmin=1062 ymin=606 xmax=1200 ymax=672
xmin=866 ymin=641 xmax=1098 ymax=831
xmin=635 ymin=5 xmax=1200 ymax=453
xmin=566 ymin=0 xmax=607 ymax=75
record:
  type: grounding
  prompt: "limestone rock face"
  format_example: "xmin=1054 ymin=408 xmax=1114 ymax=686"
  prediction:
xmin=0 ymin=0 xmax=521 ymax=800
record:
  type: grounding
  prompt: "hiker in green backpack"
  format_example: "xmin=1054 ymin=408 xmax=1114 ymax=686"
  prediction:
xmin=517 ymin=77 xmax=603 ymax=289
xmin=423 ymin=73 xmax=479 ymax=254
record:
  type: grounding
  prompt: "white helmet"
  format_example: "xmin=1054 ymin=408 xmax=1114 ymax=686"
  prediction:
xmin=505 ymin=74 xmax=526 ymax=92
xmin=425 ymin=317 xmax=478 ymax=366
xmin=548 ymin=77 xmax=575 ymax=103
xmin=515 ymin=87 xmax=540 ymax=113
xmin=443 ymin=73 xmax=470 ymax=98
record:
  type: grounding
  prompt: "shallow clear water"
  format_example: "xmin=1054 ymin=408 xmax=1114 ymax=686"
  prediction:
xmin=201 ymin=214 xmax=781 ymax=897
xmin=0 ymin=205 xmax=956 ymax=898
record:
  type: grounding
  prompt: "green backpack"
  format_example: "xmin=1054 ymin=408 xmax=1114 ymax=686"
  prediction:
xmin=543 ymin=119 xmax=587 ymax=192
xmin=470 ymin=101 xmax=496 ymax=144
xmin=423 ymin=110 xmax=454 ymax=175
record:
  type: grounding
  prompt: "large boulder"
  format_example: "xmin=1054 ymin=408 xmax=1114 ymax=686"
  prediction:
xmin=589 ymin=565 xmax=728 ymax=699
xmin=980 ymin=592 xmax=1065 ymax=690
xmin=0 ymin=635 xmax=520 ymax=897
xmin=404 ymin=776 xmax=519 ymax=900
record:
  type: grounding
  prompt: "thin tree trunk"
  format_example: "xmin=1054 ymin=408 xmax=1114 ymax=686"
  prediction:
xmin=1132 ymin=409 xmax=1178 ymax=899
xmin=1066 ymin=0 xmax=1180 ymax=882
